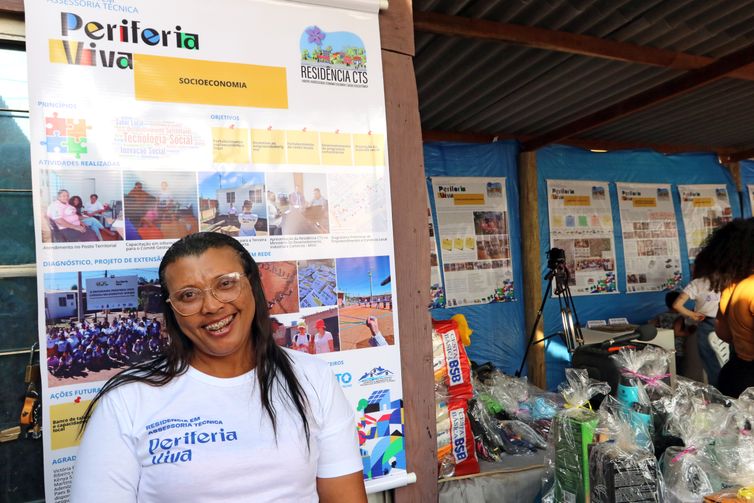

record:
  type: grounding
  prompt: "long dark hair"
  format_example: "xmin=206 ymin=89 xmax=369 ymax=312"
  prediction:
xmin=80 ymin=232 xmax=310 ymax=443
xmin=693 ymin=217 xmax=754 ymax=292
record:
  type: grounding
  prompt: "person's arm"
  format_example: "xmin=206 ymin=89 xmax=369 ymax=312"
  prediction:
xmin=317 ymin=471 xmax=367 ymax=503
xmin=715 ymin=308 xmax=733 ymax=343
xmin=672 ymin=292 xmax=704 ymax=321
xmin=327 ymin=336 xmax=334 ymax=352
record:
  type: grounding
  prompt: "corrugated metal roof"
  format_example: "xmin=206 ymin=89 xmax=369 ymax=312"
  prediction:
xmin=414 ymin=0 xmax=754 ymax=153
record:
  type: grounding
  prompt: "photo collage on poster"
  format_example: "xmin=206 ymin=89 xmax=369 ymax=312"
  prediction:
xmin=430 ymin=176 xmax=515 ymax=307
xmin=617 ymin=183 xmax=683 ymax=293
xmin=678 ymin=184 xmax=733 ymax=260
xmin=547 ymin=180 xmax=618 ymax=295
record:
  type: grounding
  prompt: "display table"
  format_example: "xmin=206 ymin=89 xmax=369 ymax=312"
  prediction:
xmin=581 ymin=327 xmax=676 ymax=384
xmin=438 ymin=453 xmax=544 ymax=503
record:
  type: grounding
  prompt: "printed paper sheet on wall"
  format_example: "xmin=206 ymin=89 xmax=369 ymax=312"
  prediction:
xmin=677 ymin=184 xmax=733 ymax=261
xmin=546 ymin=180 xmax=617 ymax=295
xmin=430 ymin=176 xmax=515 ymax=308
xmin=427 ymin=189 xmax=445 ymax=308
xmin=749 ymin=185 xmax=754 ymax=218
xmin=616 ymin=183 xmax=682 ymax=293
xmin=24 ymin=0 xmax=409 ymax=499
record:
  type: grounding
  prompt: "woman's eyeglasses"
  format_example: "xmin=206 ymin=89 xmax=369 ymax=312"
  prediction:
xmin=167 ymin=272 xmax=246 ymax=316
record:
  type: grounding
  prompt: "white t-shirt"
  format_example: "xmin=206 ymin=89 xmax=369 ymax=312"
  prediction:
xmin=71 ymin=349 xmax=362 ymax=502
xmin=683 ymin=278 xmax=721 ymax=318
xmin=85 ymin=200 xmax=105 ymax=214
xmin=293 ymin=332 xmax=310 ymax=352
xmin=314 ymin=331 xmax=333 ymax=354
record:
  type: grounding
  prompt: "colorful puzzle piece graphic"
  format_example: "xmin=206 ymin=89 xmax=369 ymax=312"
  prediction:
xmin=66 ymin=137 xmax=88 ymax=158
xmin=65 ymin=118 xmax=88 ymax=139
xmin=40 ymin=113 xmax=91 ymax=158
xmin=41 ymin=135 xmax=69 ymax=154
xmin=45 ymin=113 xmax=67 ymax=136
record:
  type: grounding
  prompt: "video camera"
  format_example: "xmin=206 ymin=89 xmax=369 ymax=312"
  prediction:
xmin=547 ymin=247 xmax=566 ymax=270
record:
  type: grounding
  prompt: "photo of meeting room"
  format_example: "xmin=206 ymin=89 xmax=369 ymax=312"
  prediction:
xmin=122 ymin=171 xmax=199 ymax=241
xmin=269 ymin=307 xmax=340 ymax=354
xmin=198 ymin=171 xmax=267 ymax=236
xmin=336 ymin=255 xmax=394 ymax=350
xmin=43 ymin=268 xmax=168 ymax=388
xmin=39 ymin=170 xmax=124 ymax=243
xmin=265 ymin=172 xmax=330 ymax=234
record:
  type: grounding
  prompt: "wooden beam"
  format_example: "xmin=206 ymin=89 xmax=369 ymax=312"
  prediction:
xmin=724 ymin=149 xmax=754 ymax=163
xmin=381 ymin=4 xmax=437 ymax=501
xmin=518 ymin=151 xmax=546 ymax=389
xmin=413 ymin=11 xmax=754 ymax=82
xmin=521 ymin=41 xmax=754 ymax=152
xmin=0 ymin=0 xmax=23 ymax=15
xmin=423 ymin=129 xmax=735 ymax=156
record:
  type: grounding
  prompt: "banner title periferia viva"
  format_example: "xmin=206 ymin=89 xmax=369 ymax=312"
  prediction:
xmin=50 ymin=12 xmax=200 ymax=70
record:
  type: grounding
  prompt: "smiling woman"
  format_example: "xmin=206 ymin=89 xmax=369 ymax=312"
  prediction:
xmin=70 ymin=232 xmax=367 ymax=503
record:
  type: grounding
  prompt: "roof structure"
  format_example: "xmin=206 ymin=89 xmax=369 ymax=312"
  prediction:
xmin=414 ymin=0 xmax=754 ymax=159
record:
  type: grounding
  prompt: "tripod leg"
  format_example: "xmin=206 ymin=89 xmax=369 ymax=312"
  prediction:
xmin=516 ymin=279 xmax=553 ymax=377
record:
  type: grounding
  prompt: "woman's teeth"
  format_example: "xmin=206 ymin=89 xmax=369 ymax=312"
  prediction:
xmin=205 ymin=315 xmax=234 ymax=331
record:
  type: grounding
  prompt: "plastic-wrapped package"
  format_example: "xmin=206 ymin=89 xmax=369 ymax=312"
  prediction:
xmin=658 ymin=379 xmax=730 ymax=503
xmin=543 ymin=368 xmax=611 ymax=503
xmin=497 ymin=420 xmax=547 ymax=455
xmin=590 ymin=395 xmax=663 ymax=503
xmin=611 ymin=346 xmax=672 ymax=448
xmin=703 ymin=487 xmax=754 ymax=502
xmin=432 ymin=319 xmax=473 ymax=400
xmin=706 ymin=388 xmax=754 ymax=491
xmin=436 ymin=396 xmax=480 ymax=478
xmin=467 ymin=397 xmax=504 ymax=462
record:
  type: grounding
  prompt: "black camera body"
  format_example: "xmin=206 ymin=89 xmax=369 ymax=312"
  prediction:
xmin=547 ymin=247 xmax=566 ymax=270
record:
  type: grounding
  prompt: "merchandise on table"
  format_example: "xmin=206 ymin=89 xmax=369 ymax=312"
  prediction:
xmin=436 ymin=396 xmax=480 ymax=478
xmin=589 ymin=396 xmax=661 ymax=503
xmin=543 ymin=368 xmax=610 ymax=503
xmin=432 ymin=318 xmax=473 ymax=400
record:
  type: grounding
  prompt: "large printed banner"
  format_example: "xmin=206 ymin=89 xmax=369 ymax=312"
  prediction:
xmin=546 ymin=180 xmax=617 ymax=295
xmin=430 ymin=176 xmax=515 ymax=307
xmin=616 ymin=183 xmax=682 ymax=293
xmin=25 ymin=0 xmax=408 ymax=499
xmin=677 ymin=184 xmax=733 ymax=261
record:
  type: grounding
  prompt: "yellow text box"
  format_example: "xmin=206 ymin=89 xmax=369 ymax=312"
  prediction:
xmin=353 ymin=133 xmax=385 ymax=166
xmin=212 ymin=127 xmax=250 ymax=163
xmin=564 ymin=195 xmax=591 ymax=206
xmin=50 ymin=399 xmax=91 ymax=450
xmin=453 ymin=193 xmax=485 ymax=205
xmin=251 ymin=129 xmax=286 ymax=164
xmin=134 ymin=54 xmax=287 ymax=109
xmin=632 ymin=197 xmax=657 ymax=208
xmin=320 ymin=133 xmax=353 ymax=166
xmin=286 ymin=130 xmax=320 ymax=165
xmin=693 ymin=197 xmax=714 ymax=208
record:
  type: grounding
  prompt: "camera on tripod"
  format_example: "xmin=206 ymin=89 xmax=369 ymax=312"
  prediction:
xmin=547 ymin=247 xmax=566 ymax=270
xmin=516 ymin=247 xmax=583 ymax=377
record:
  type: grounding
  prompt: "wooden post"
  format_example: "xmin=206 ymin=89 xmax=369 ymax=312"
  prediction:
xmin=518 ymin=151 xmax=547 ymax=388
xmin=380 ymin=1 xmax=437 ymax=501
xmin=721 ymin=159 xmax=742 ymax=191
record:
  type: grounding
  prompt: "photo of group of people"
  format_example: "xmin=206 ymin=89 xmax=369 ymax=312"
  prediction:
xmin=41 ymin=168 xmax=391 ymax=243
xmin=270 ymin=307 xmax=341 ymax=354
xmin=43 ymin=269 xmax=167 ymax=387
xmin=122 ymin=172 xmax=199 ymax=241
xmin=265 ymin=172 xmax=330 ymax=234
xmin=40 ymin=170 xmax=124 ymax=243
xmin=253 ymin=255 xmax=395 ymax=352
xmin=552 ymin=238 xmax=615 ymax=285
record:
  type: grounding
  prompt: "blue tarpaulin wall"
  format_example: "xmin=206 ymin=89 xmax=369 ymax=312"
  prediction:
xmin=537 ymin=145 xmax=741 ymax=388
xmin=741 ymin=160 xmax=754 ymax=217
xmin=424 ymin=141 xmax=526 ymax=375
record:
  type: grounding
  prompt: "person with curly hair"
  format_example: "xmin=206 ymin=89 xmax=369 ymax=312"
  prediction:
xmin=693 ymin=217 xmax=754 ymax=397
